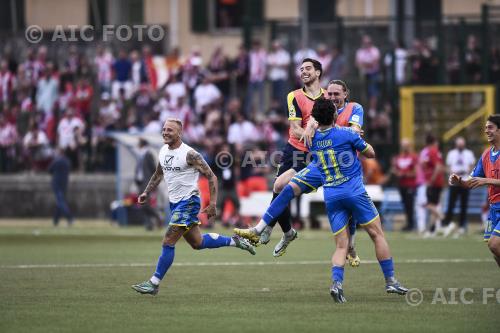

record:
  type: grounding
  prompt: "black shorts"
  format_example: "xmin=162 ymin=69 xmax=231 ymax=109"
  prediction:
xmin=426 ymin=186 xmax=442 ymax=205
xmin=275 ymin=143 xmax=310 ymax=178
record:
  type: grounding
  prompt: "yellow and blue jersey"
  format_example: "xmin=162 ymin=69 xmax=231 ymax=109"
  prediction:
xmin=290 ymin=102 xmax=365 ymax=194
xmin=310 ymin=126 xmax=378 ymax=234
xmin=310 ymin=126 xmax=368 ymax=200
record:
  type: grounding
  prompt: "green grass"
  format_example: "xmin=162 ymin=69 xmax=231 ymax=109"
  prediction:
xmin=0 ymin=220 xmax=499 ymax=333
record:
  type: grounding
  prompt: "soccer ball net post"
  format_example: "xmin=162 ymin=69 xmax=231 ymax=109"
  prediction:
xmin=108 ymin=132 xmax=167 ymax=224
xmin=399 ymin=85 xmax=496 ymax=154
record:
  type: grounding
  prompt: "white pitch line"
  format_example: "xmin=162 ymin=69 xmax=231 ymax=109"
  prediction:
xmin=0 ymin=258 xmax=493 ymax=269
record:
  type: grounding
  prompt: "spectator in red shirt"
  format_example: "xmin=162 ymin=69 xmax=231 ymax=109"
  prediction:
xmin=391 ymin=138 xmax=418 ymax=231
xmin=420 ymin=134 xmax=445 ymax=236
xmin=74 ymin=77 xmax=93 ymax=118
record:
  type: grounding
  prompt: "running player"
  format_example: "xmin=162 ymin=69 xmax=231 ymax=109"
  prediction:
xmin=131 ymin=119 xmax=256 ymax=295
xmin=449 ymin=114 xmax=500 ymax=267
xmin=310 ymin=98 xmax=408 ymax=302
xmin=235 ymin=79 xmax=364 ymax=264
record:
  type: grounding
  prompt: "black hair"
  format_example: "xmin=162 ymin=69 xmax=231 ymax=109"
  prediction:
xmin=425 ymin=133 xmax=437 ymax=145
xmin=312 ymin=98 xmax=337 ymax=126
xmin=487 ymin=114 xmax=500 ymax=129
xmin=302 ymin=58 xmax=323 ymax=78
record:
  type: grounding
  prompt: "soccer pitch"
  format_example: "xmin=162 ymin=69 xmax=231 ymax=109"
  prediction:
xmin=1 ymin=220 xmax=498 ymax=333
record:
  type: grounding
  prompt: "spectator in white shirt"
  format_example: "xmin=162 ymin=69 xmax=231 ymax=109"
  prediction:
xmin=0 ymin=59 xmax=16 ymax=106
xmin=164 ymin=73 xmax=187 ymax=109
xmin=442 ymin=137 xmax=476 ymax=237
xmin=94 ymin=45 xmax=113 ymax=93
xmin=384 ymin=40 xmax=408 ymax=85
xmin=57 ymin=107 xmax=85 ymax=170
xmin=267 ymin=40 xmax=291 ymax=111
xmin=0 ymin=114 xmax=18 ymax=172
xmin=130 ymin=50 xmax=147 ymax=94
xmin=193 ymin=73 xmax=222 ymax=115
xmin=36 ymin=62 xmax=59 ymax=118
xmin=227 ymin=113 xmax=259 ymax=147
xmin=23 ymin=122 xmax=50 ymax=171
xmin=98 ymin=92 xmax=120 ymax=130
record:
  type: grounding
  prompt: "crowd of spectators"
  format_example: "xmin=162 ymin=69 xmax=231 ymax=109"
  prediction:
xmin=0 ymin=35 xmax=500 ymax=208
xmin=0 ymin=33 xmax=498 ymax=227
xmin=1 ymin=34 xmax=499 ymax=172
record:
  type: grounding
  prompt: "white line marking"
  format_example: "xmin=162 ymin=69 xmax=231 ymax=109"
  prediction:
xmin=0 ymin=258 xmax=493 ymax=269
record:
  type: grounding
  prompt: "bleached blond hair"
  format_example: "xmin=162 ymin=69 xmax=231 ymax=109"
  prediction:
xmin=165 ymin=118 xmax=183 ymax=130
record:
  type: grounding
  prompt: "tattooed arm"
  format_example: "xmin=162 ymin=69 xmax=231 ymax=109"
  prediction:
xmin=186 ymin=150 xmax=218 ymax=219
xmin=138 ymin=163 xmax=163 ymax=204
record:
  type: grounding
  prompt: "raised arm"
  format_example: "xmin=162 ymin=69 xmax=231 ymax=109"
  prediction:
xmin=138 ymin=163 xmax=164 ymax=204
xmin=186 ymin=150 xmax=218 ymax=219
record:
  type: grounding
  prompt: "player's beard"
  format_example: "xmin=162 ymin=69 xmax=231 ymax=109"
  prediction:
xmin=301 ymin=75 xmax=316 ymax=86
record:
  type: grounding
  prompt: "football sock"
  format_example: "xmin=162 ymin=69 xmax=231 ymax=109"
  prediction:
xmin=150 ymin=275 xmax=160 ymax=285
xmin=348 ymin=220 xmax=357 ymax=240
xmin=152 ymin=244 xmax=175 ymax=283
xmin=254 ymin=221 xmax=268 ymax=233
xmin=266 ymin=192 xmax=281 ymax=228
xmin=379 ymin=258 xmax=395 ymax=282
xmin=263 ymin=185 xmax=295 ymax=229
xmin=199 ymin=233 xmax=231 ymax=249
xmin=331 ymin=266 xmax=345 ymax=283
xmin=277 ymin=206 xmax=293 ymax=233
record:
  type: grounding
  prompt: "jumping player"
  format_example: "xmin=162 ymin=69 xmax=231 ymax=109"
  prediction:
xmin=235 ymin=79 xmax=364 ymax=265
xmin=235 ymin=58 xmax=325 ymax=257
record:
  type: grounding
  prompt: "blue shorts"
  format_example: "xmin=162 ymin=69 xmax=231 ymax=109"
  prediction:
xmin=485 ymin=206 xmax=500 ymax=241
xmin=290 ymin=163 xmax=323 ymax=194
xmin=325 ymin=192 xmax=379 ymax=235
xmin=169 ymin=196 xmax=201 ymax=229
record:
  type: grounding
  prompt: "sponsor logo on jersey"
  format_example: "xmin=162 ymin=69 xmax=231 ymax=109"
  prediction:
xmin=164 ymin=155 xmax=174 ymax=166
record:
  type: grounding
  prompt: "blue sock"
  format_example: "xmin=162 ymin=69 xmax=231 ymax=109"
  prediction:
xmin=331 ymin=266 xmax=344 ymax=283
xmin=379 ymin=258 xmax=395 ymax=280
xmin=263 ymin=185 xmax=295 ymax=224
xmin=199 ymin=233 xmax=231 ymax=249
xmin=153 ymin=244 xmax=175 ymax=280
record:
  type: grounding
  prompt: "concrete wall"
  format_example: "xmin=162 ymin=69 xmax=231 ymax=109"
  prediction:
xmin=266 ymin=0 xmax=300 ymax=20
xmin=443 ymin=0 xmax=500 ymax=16
xmin=0 ymin=174 xmax=116 ymax=218
xmin=25 ymin=0 xmax=88 ymax=29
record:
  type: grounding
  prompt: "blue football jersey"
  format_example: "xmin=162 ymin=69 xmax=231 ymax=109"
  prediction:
xmin=310 ymin=126 xmax=369 ymax=200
